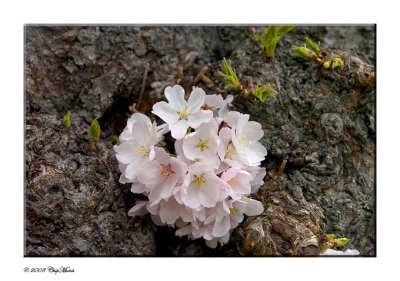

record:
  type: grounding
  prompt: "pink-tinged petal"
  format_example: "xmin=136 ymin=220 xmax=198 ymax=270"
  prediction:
xmin=182 ymin=132 xmax=202 ymax=160
xmin=215 ymin=161 xmax=230 ymax=175
xmin=212 ymin=215 xmax=231 ymax=237
xmin=198 ymin=181 xmax=220 ymax=208
xmin=160 ymin=174 xmax=179 ymax=199
xmin=137 ymin=160 xmax=161 ymax=185
xmin=242 ymin=197 xmax=264 ymax=216
xmin=150 ymin=214 xmax=166 ymax=226
xmin=124 ymin=159 xmax=142 ymax=180
xmin=188 ymin=110 xmax=213 ymax=128
xmin=154 ymin=147 xmax=170 ymax=166
xmin=131 ymin=182 xmax=146 ymax=193
xmin=152 ymin=101 xmax=180 ymax=124
xmin=188 ymin=162 xmax=212 ymax=174
xmin=175 ymin=224 xmax=192 ymax=237
xmin=199 ymin=151 xmax=221 ymax=169
xmin=165 ymin=85 xmax=186 ymax=111
xmin=187 ymin=87 xmax=206 ymax=113
xmin=180 ymin=185 xmax=201 ymax=209
xmin=250 ymin=167 xmax=266 ymax=187
xmin=128 ymin=201 xmax=148 ymax=217
xmin=130 ymin=121 xmax=152 ymax=145
xmin=114 ymin=141 xmax=141 ymax=164
xmin=159 ymin=199 xmax=181 ymax=224
xmin=170 ymin=157 xmax=188 ymax=181
xmin=170 ymin=119 xmax=190 ymax=140
xmin=146 ymin=201 xmax=160 ymax=215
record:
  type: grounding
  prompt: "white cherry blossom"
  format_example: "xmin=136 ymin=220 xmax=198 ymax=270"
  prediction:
xmin=152 ymin=85 xmax=213 ymax=139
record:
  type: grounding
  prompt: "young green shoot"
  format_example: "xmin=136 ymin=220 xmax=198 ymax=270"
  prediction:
xmin=87 ymin=118 xmax=101 ymax=150
xmin=111 ymin=135 xmax=120 ymax=145
xmin=219 ymin=58 xmax=242 ymax=90
xmin=253 ymin=26 xmax=296 ymax=58
xmin=325 ymin=233 xmax=351 ymax=248
xmin=219 ymin=57 xmax=278 ymax=103
xmin=305 ymin=36 xmax=321 ymax=55
xmin=63 ymin=111 xmax=71 ymax=128
xmin=292 ymin=36 xmax=345 ymax=70
xmin=252 ymin=83 xmax=278 ymax=102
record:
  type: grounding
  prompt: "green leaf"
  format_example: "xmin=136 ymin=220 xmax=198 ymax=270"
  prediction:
xmin=111 ymin=135 xmax=120 ymax=145
xmin=335 ymin=237 xmax=350 ymax=248
xmin=63 ymin=111 xmax=71 ymax=128
xmin=87 ymin=118 xmax=101 ymax=143
xmin=252 ymin=83 xmax=278 ymax=102
xmin=219 ymin=58 xmax=241 ymax=89
xmin=304 ymin=36 xmax=321 ymax=54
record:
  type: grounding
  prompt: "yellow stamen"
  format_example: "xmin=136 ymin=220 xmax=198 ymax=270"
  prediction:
xmin=177 ymin=109 xmax=189 ymax=120
xmin=239 ymin=138 xmax=248 ymax=147
xmin=191 ymin=174 xmax=206 ymax=190
xmin=160 ymin=165 xmax=172 ymax=176
xmin=196 ymin=138 xmax=209 ymax=151
xmin=225 ymin=144 xmax=236 ymax=159
xmin=137 ymin=145 xmax=150 ymax=156
xmin=229 ymin=207 xmax=239 ymax=217
xmin=226 ymin=178 xmax=236 ymax=186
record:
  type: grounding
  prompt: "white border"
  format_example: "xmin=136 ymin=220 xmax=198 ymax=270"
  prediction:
xmin=1 ymin=0 xmax=398 ymax=280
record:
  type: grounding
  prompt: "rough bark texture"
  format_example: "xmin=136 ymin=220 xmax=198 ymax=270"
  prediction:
xmin=25 ymin=25 xmax=375 ymax=256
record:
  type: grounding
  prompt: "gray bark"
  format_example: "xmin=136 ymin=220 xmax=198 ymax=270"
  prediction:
xmin=25 ymin=25 xmax=375 ymax=256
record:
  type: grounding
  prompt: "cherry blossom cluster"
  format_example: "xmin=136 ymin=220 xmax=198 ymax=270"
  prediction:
xmin=114 ymin=85 xmax=267 ymax=248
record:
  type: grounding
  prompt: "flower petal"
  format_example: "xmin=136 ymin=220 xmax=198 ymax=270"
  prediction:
xmin=170 ymin=119 xmax=190 ymax=140
xmin=131 ymin=182 xmax=146 ymax=193
xmin=187 ymin=87 xmax=205 ymax=113
xmin=170 ymin=157 xmax=188 ymax=181
xmin=128 ymin=201 xmax=148 ymax=217
xmin=114 ymin=141 xmax=141 ymax=164
xmin=212 ymin=215 xmax=231 ymax=237
xmin=242 ymin=197 xmax=264 ymax=216
xmin=188 ymin=110 xmax=213 ymax=128
xmin=152 ymin=101 xmax=180 ymax=124
xmin=165 ymin=85 xmax=186 ymax=111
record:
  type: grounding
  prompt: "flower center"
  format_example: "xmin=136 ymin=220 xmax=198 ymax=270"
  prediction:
xmin=196 ymin=138 xmax=209 ymax=151
xmin=191 ymin=174 xmax=206 ymax=190
xmin=239 ymin=138 xmax=248 ymax=147
xmin=226 ymin=178 xmax=236 ymax=186
xmin=177 ymin=109 xmax=189 ymax=120
xmin=160 ymin=165 xmax=172 ymax=176
xmin=229 ymin=207 xmax=239 ymax=217
xmin=136 ymin=145 xmax=150 ymax=156
xmin=225 ymin=144 xmax=236 ymax=159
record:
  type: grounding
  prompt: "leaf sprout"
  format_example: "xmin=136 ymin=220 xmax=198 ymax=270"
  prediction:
xmin=63 ymin=111 xmax=71 ymax=128
xmin=87 ymin=118 xmax=101 ymax=150
xmin=219 ymin=58 xmax=278 ymax=103
xmin=253 ymin=26 xmax=296 ymax=58
xmin=292 ymin=36 xmax=345 ymax=69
